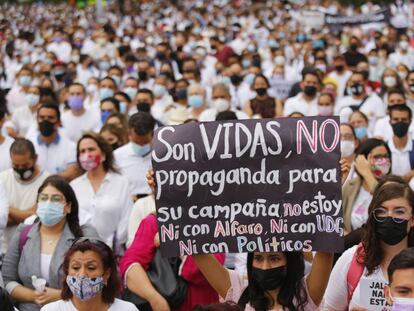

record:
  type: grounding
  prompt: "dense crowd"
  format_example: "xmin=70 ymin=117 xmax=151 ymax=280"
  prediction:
xmin=0 ymin=0 xmax=414 ymax=310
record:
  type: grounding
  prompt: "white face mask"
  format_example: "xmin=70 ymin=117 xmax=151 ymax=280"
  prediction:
xmin=212 ymin=98 xmax=230 ymax=112
xmin=341 ymin=140 xmax=355 ymax=158
xmin=384 ymin=76 xmax=397 ymax=88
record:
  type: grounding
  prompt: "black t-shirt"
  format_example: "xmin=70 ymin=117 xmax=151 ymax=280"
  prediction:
xmin=343 ymin=51 xmax=368 ymax=68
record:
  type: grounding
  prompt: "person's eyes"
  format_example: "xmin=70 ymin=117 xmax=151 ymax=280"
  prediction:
xmin=253 ymin=256 xmax=262 ymax=262
xmin=269 ymin=256 xmax=280 ymax=263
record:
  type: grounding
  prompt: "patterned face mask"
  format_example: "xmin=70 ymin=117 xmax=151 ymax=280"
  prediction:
xmin=66 ymin=275 xmax=104 ymax=301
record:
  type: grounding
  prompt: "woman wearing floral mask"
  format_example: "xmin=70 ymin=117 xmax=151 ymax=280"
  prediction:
xmin=325 ymin=177 xmax=414 ymax=310
xmin=1 ymin=176 xmax=98 ymax=311
xmin=342 ymin=138 xmax=392 ymax=236
xmin=70 ymin=133 xmax=133 ymax=251
xmin=41 ymin=238 xmax=137 ymax=311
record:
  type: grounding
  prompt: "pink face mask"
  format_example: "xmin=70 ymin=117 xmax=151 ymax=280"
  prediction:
xmin=371 ymin=157 xmax=391 ymax=179
xmin=318 ymin=105 xmax=334 ymax=116
xmin=79 ymin=153 xmax=101 ymax=171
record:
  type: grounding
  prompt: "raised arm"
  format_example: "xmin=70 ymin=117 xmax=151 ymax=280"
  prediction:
xmin=306 ymin=252 xmax=334 ymax=306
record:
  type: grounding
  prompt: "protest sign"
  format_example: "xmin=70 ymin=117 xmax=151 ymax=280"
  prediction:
xmin=325 ymin=8 xmax=390 ymax=26
xmin=152 ymin=117 xmax=343 ymax=257
xmin=269 ymin=78 xmax=294 ymax=100
xmin=359 ymin=278 xmax=391 ymax=311
xmin=300 ymin=10 xmax=325 ymax=29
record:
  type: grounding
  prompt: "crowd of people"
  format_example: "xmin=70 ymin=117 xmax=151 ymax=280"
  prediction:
xmin=0 ymin=0 xmax=414 ymax=310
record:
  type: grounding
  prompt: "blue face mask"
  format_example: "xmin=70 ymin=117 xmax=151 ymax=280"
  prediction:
xmin=37 ymin=202 xmax=65 ymax=226
xmin=19 ymin=75 xmax=32 ymax=87
xmin=153 ymin=84 xmax=167 ymax=97
xmin=242 ymin=59 xmax=251 ymax=69
xmin=132 ymin=142 xmax=151 ymax=157
xmin=99 ymin=88 xmax=114 ymax=100
xmin=354 ymin=127 xmax=368 ymax=140
xmin=188 ymin=95 xmax=204 ymax=108
xmin=101 ymin=110 xmax=111 ymax=124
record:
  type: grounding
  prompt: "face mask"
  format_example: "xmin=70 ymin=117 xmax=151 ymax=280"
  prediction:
xmin=188 ymin=95 xmax=204 ymax=108
xmin=274 ymin=56 xmax=285 ymax=66
xmin=213 ymin=98 xmax=230 ymax=112
xmin=156 ymin=52 xmax=166 ymax=60
xmin=19 ymin=75 xmax=32 ymax=87
xmin=153 ymin=84 xmax=167 ymax=97
xmin=101 ymin=111 xmax=111 ymax=124
xmin=398 ymin=71 xmax=408 ymax=80
xmin=175 ymin=89 xmax=187 ymax=100
xmin=368 ymin=56 xmax=379 ymax=65
xmin=244 ymin=73 xmax=255 ymax=86
xmin=375 ymin=217 xmax=408 ymax=245
xmin=409 ymin=84 xmax=414 ymax=93
xmin=39 ymin=120 xmax=55 ymax=137
xmin=255 ymin=87 xmax=267 ymax=97
xmin=350 ymin=84 xmax=364 ymax=96
xmin=66 ymin=275 xmax=104 ymax=301
xmin=354 ymin=127 xmax=367 ymax=140
xmin=318 ymin=105 xmax=333 ymax=116
xmin=26 ymin=93 xmax=39 ymax=107
xmin=87 ymin=84 xmax=97 ymax=94
xmin=392 ymin=122 xmax=410 ymax=138
xmin=222 ymin=76 xmax=232 ymax=86
xmin=67 ymin=95 xmax=84 ymax=111
xmin=341 ymin=140 xmax=355 ymax=157
xmin=13 ymin=166 xmax=35 ymax=182
xmin=350 ymin=43 xmax=358 ymax=51
xmin=37 ymin=201 xmax=65 ymax=226
xmin=371 ymin=157 xmax=391 ymax=179
xmin=230 ymin=74 xmax=242 ymax=85
xmin=99 ymin=88 xmax=114 ymax=100
xmin=400 ymin=41 xmax=409 ymax=51
xmin=251 ymin=266 xmax=286 ymax=291
xmin=242 ymin=59 xmax=251 ymax=69
xmin=315 ymin=63 xmax=326 ymax=73
xmin=138 ymin=70 xmax=148 ymax=81
xmin=111 ymin=75 xmax=121 ymax=87
xmin=21 ymin=55 xmax=31 ymax=65
xmin=79 ymin=153 xmax=101 ymax=171
xmin=119 ymin=102 xmax=127 ymax=114
xmin=303 ymin=85 xmax=317 ymax=97
xmin=361 ymin=70 xmax=370 ymax=81
xmin=137 ymin=102 xmax=151 ymax=113
xmin=99 ymin=61 xmax=110 ymax=71
xmin=132 ymin=142 xmax=151 ymax=157
xmin=124 ymin=87 xmax=137 ymax=101
xmin=72 ymin=54 xmax=80 ymax=63
xmin=384 ymin=76 xmax=397 ymax=88
xmin=390 ymin=293 xmax=414 ymax=311
xmin=111 ymin=142 xmax=120 ymax=150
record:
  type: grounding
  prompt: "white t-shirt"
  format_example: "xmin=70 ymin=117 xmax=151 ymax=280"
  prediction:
xmin=373 ymin=116 xmax=414 ymax=142
xmin=127 ymin=195 xmax=155 ymax=247
xmin=198 ymin=108 xmax=249 ymax=122
xmin=388 ymin=138 xmax=412 ymax=177
xmin=41 ymin=298 xmax=138 ymax=311
xmin=40 ymin=253 xmax=52 ymax=282
xmin=351 ymin=187 xmax=373 ymax=230
xmin=323 ymin=245 xmax=389 ymax=311
xmin=0 ymin=136 xmax=13 ymax=172
xmin=61 ymin=109 xmax=101 ymax=142
xmin=283 ymin=93 xmax=319 ymax=116
xmin=9 ymin=105 xmax=36 ymax=137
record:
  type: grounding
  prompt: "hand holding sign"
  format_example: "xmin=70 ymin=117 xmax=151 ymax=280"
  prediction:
xmin=152 ymin=117 xmax=344 ymax=257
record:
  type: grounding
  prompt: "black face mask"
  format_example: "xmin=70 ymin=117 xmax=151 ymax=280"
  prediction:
xmin=392 ymin=121 xmax=410 ymax=138
xmin=335 ymin=65 xmax=344 ymax=72
xmin=251 ymin=266 xmax=286 ymax=291
xmin=375 ymin=217 xmax=409 ymax=245
xmin=156 ymin=52 xmax=166 ymax=60
xmin=350 ymin=43 xmax=358 ymax=51
xmin=360 ymin=70 xmax=370 ymax=81
xmin=255 ymin=88 xmax=267 ymax=96
xmin=230 ymin=74 xmax=242 ymax=85
xmin=175 ymin=89 xmax=187 ymax=100
xmin=138 ymin=71 xmax=148 ymax=81
xmin=350 ymin=83 xmax=364 ymax=96
xmin=13 ymin=166 xmax=35 ymax=181
xmin=409 ymin=84 xmax=414 ymax=93
xmin=303 ymin=85 xmax=317 ymax=97
xmin=137 ymin=102 xmax=151 ymax=113
xmin=111 ymin=142 xmax=121 ymax=151
xmin=39 ymin=120 xmax=55 ymax=137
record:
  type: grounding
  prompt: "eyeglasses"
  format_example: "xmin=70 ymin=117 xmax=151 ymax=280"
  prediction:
xmin=373 ymin=207 xmax=412 ymax=224
xmin=38 ymin=193 xmax=65 ymax=203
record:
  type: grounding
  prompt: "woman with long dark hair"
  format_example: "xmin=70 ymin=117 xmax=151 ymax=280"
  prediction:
xmin=1 ymin=175 xmax=98 ymax=311
xmin=324 ymin=176 xmax=414 ymax=310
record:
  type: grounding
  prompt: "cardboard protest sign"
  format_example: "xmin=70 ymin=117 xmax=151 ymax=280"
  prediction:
xmin=152 ymin=117 xmax=343 ymax=257
xmin=359 ymin=278 xmax=391 ymax=311
xmin=269 ymin=79 xmax=294 ymax=100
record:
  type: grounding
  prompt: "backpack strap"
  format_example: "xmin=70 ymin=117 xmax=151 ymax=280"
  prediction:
xmin=409 ymin=141 xmax=414 ymax=170
xmin=18 ymin=223 xmax=35 ymax=254
xmin=346 ymin=243 xmax=365 ymax=303
xmin=350 ymin=96 xmax=369 ymax=112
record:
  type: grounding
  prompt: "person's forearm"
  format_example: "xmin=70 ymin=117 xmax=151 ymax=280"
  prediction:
xmin=8 ymin=207 xmax=36 ymax=224
xmin=57 ymin=164 xmax=81 ymax=181
xmin=126 ymin=264 xmax=160 ymax=302
xmin=306 ymin=252 xmax=334 ymax=306
xmin=10 ymin=285 xmax=36 ymax=303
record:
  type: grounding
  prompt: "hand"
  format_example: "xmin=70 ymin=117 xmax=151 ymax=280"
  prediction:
xmin=350 ymin=308 xmax=368 ymax=311
xmin=34 ymin=287 xmax=61 ymax=306
xmin=154 ymin=232 xmax=160 ymax=247
xmin=340 ymin=158 xmax=350 ymax=185
xmin=149 ymin=293 xmax=170 ymax=311
xmin=147 ymin=169 xmax=156 ymax=193
xmin=354 ymin=155 xmax=372 ymax=179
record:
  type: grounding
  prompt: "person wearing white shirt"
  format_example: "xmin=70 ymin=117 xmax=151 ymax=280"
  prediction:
xmin=46 ymin=31 xmax=72 ymax=63
xmin=6 ymin=85 xmax=41 ymax=139
xmin=327 ymin=54 xmax=352 ymax=98
xmin=0 ymin=181 xmax=9 ymax=254
xmin=387 ymin=34 xmax=414 ymax=70
xmin=61 ymin=83 xmax=101 ymax=142
xmin=136 ymin=60 xmax=154 ymax=90
xmin=283 ymin=70 xmax=321 ymax=116
xmin=70 ymin=133 xmax=133 ymax=247
xmin=151 ymin=75 xmax=174 ymax=121
xmin=335 ymin=71 xmax=385 ymax=127
xmin=114 ymin=112 xmax=154 ymax=197
xmin=387 ymin=105 xmax=414 ymax=181
xmin=6 ymin=66 xmax=33 ymax=114
xmin=31 ymin=103 xmax=78 ymax=180
xmin=0 ymin=110 xmax=13 ymax=173
xmin=0 ymin=138 xmax=49 ymax=253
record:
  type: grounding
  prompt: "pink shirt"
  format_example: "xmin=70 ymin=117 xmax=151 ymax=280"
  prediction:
xmin=223 ymin=270 xmax=319 ymax=311
xmin=120 ymin=214 xmax=225 ymax=310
